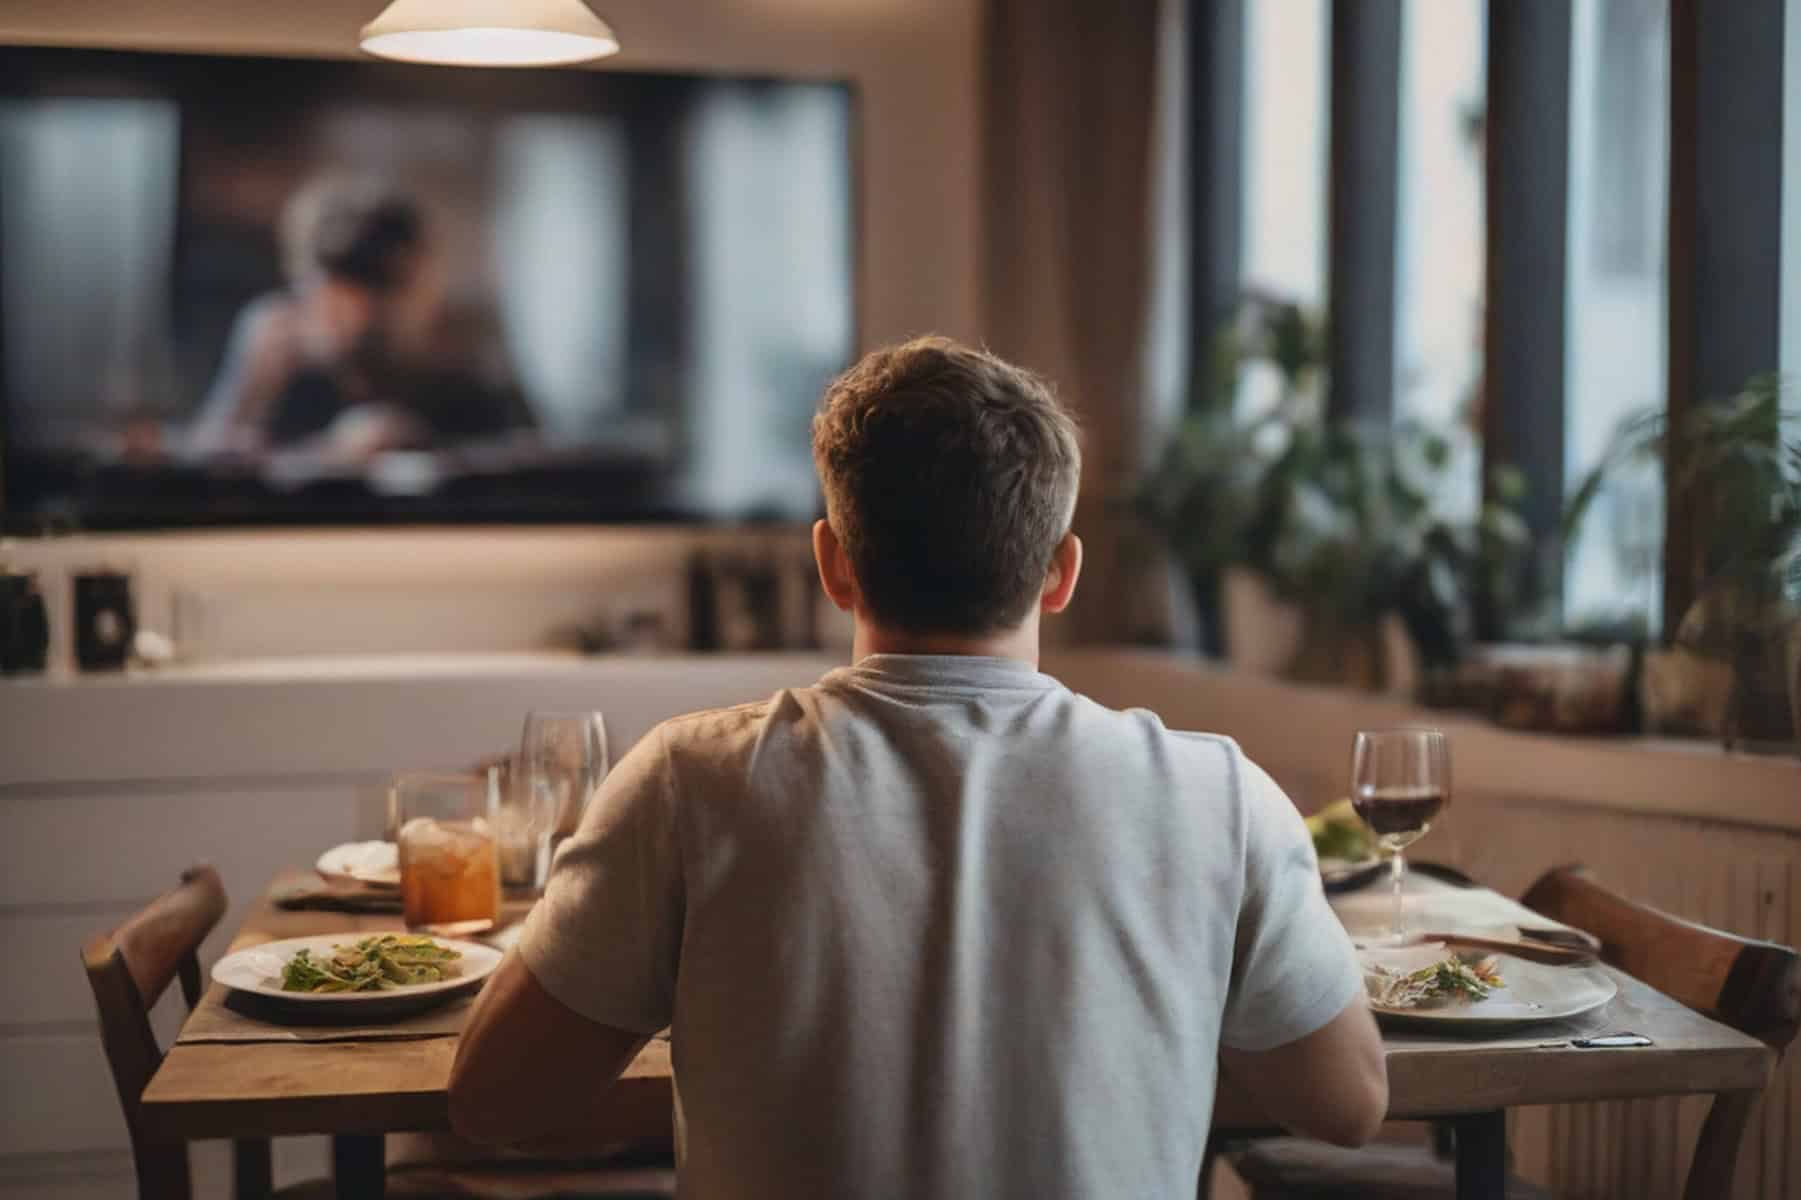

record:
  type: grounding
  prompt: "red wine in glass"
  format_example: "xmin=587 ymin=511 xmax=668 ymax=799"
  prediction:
xmin=1351 ymin=784 xmax=1446 ymax=847
xmin=1350 ymin=729 xmax=1450 ymax=943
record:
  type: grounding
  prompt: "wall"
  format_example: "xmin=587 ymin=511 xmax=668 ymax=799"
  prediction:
xmin=0 ymin=0 xmax=983 ymax=656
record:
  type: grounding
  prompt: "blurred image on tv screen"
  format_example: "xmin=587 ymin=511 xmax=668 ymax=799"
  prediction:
xmin=0 ymin=49 xmax=854 ymax=527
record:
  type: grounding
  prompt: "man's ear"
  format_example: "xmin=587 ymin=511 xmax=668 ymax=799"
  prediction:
xmin=813 ymin=519 xmax=859 ymax=612
xmin=1041 ymin=532 xmax=1083 ymax=614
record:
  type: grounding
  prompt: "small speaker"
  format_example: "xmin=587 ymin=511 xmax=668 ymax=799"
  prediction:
xmin=73 ymin=569 xmax=135 ymax=672
xmin=0 ymin=571 xmax=49 ymax=675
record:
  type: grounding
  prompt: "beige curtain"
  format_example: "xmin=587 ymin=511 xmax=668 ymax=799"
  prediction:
xmin=982 ymin=0 xmax=1165 ymax=644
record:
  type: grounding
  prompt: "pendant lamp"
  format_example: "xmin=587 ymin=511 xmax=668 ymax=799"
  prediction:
xmin=360 ymin=0 xmax=620 ymax=68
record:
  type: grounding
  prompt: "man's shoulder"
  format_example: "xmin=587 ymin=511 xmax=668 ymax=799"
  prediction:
xmin=643 ymin=682 xmax=1248 ymax=788
xmin=1064 ymin=692 xmax=1241 ymax=755
xmin=648 ymin=684 xmax=835 ymax=758
xmin=653 ymin=696 xmax=780 ymax=749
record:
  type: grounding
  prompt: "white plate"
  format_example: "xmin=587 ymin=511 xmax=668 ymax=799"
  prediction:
xmin=1362 ymin=944 xmax=1617 ymax=1031
xmin=212 ymin=934 xmax=502 ymax=1004
xmin=315 ymin=841 xmax=401 ymax=889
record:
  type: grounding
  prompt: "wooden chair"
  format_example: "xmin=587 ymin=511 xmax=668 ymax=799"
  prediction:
xmin=85 ymin=866 xmax=674 ymax=1200
xmin=81 ymin=864 xmax=309 ymax=1200
xmin=1521 ymin=865 xmax=1799 ymax=1199
xmin=1228 ymin=865 xmax=1800 ymax=1200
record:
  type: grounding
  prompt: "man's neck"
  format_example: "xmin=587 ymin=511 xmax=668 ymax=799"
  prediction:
xmin=852 ymin=618 xmax=1041 ymax=668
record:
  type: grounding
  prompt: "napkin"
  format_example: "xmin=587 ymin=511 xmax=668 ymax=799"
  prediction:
xmin=270 ymin=876 xmax=403 ymax=913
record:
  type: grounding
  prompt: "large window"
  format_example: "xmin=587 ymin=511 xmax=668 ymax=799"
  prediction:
xmin=1393 ymin=0 xmax=1486 ymax=522
xmin=1239 ymin=0 xmax=1329 ymax=311
xmin=1562 ymin=0 xmax=1669 ymax=629
xmin=1237 ymin=0 xmax=1328 ymax=420
xmin=1176 ymin=0 xmax=1798 ymax=654
xmin=1393 ymin=0 xmax=1486 ymax=434
xmin=1140 ymin=0 xmax=1190 ymax=445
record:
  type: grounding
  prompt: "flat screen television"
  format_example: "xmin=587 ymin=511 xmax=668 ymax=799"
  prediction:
xmin=0 ymin=46 xmax=855 ymax=529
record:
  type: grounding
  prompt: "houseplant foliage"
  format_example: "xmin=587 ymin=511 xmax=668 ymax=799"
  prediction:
xmin=1565 ymin=375 xmax=1801 ymax=746
xmin=1134 ymin=301 xmax=1528 ymax=686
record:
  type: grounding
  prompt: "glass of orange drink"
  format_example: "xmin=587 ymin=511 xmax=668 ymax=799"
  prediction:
xmin=390 ymin=771 xmax=500 ymax=936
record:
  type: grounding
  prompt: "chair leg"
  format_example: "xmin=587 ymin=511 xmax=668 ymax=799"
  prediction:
xmin=1683 ymin=1090 xmax=1759 ymax=1200
xmin=233 ymin=1138 xmax=273 ymax=1200
xmin=132 ymin=1141 xmax=192 ymax=1200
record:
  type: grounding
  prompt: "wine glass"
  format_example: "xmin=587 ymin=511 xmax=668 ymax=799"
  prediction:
xmin=1350 ymin=728 xmax=1450 ymax=944
xmin=518 ymin=710 xmax=609 ymax=872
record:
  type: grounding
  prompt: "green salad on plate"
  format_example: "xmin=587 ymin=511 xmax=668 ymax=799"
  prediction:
xmin=280 ymin=934 xmax=462 ymax=993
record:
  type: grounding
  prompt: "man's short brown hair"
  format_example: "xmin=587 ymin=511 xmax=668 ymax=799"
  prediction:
xmin=812 ymin=336 xmax=1081 ymax=634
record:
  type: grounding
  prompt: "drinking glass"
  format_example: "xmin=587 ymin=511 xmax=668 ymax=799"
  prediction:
xmin=390 ymin=771 xmax=500 ymax=935
xmin=489 ymin=755 xmax=562 ymax=890
xmin=1350 ymin=728 xmax=1451 ymax=943
xmin=519 ymin=710 xmax=609 ymax=854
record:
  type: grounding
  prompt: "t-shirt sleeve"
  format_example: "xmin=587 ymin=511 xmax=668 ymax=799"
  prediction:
xmin=515 ymin=723 xmax=683 ymax=1035
xmin=1218 ymin=746 xmax=1364 ymax=1052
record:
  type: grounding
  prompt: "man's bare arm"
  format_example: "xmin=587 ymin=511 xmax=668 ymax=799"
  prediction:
xmin=1217 ymin=993 xmax=1388 ymax=1147
xmin=449 ymin=951 xmax=648 ymax=1149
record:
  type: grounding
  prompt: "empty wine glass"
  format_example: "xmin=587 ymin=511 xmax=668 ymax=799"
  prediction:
xmin=518 ymin=710 xmax=609 ymax=873
xmin=1350 ymin=728 xmax=1451 ymax=944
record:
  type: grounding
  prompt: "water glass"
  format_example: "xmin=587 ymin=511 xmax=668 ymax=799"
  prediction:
xmin=519 ymin=708 xmax=609 ymax=854
xmin=489 ymin=756 xmax=561 ymax=890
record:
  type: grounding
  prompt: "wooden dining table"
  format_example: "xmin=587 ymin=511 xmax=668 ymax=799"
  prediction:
xmin=139 ymin=870 xmax=1775 ymax=1200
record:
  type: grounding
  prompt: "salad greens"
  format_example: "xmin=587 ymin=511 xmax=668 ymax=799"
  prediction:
xmin=280 ymin=934 xmax=462 ymax=993
xmin=1366 ymin=954 xmax=1504 ymax=1009
xmin=1306 ymin=797 xmax=1372 ymax=862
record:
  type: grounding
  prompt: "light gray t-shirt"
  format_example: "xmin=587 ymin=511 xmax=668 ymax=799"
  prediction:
xmin=518 ymin=654 xmax=1361 ymax=1199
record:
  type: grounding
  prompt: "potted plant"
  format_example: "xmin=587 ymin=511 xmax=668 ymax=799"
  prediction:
xmin=1565 ymin=375 xmax=1801 ymax=748
xmin=1133 ymin=302 xmax=1528 ymax=691
xmin=1247 ymin=420 xmax=1527 ymax=689
xmin=1125 ymin=300 xmax=1310 ymax=656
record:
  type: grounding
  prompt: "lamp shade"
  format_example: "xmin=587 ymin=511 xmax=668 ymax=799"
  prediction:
xmin=360 ymin=0 xmax=620 ymax=68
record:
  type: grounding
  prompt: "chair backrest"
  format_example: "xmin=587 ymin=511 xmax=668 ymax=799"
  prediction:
xmin=82 ymin=865 xmax=228 ymax=1200
xmin=1522 ymin=865 xmax=1799 ymax=1047
xmin=1522 ymin=865 xmax=1800 ymax=1200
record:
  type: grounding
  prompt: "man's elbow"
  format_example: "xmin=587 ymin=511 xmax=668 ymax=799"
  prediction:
xmin=1316 ymin=1060 xmax=1389 ymax=1148
xmin=448 ymin=1053 xmax=520 ymax=1148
